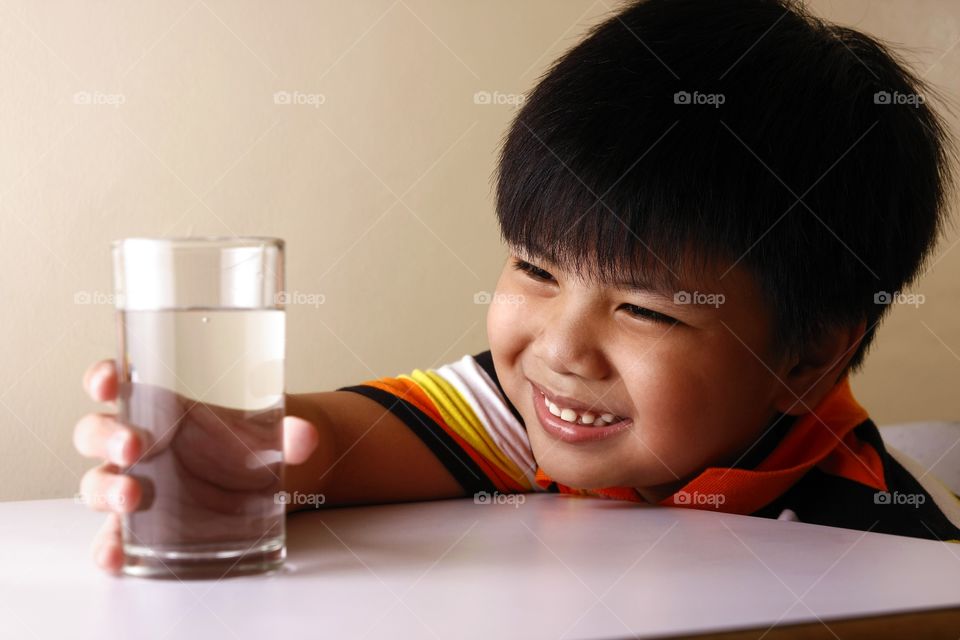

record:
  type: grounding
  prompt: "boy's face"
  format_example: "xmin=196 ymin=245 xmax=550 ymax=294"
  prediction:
xmin=487 ymin=246 xmax=791 ymax=501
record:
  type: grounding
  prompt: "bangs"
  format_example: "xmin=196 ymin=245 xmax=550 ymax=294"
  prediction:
xmin=495 ymin=117 xmax=742 ymax=297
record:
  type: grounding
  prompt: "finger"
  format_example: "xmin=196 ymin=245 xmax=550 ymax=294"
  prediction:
xmin=73 ymin=413 xmax=142 ymax=466
xmin=83 ymin=359 xmax=118 ymax=404
xmin=79 ymin=463 xmax=142 ymax=513
xmin=91 ymin=513 xmax=124 ymax=575
xmin=283 ymin=415 xmax=320 ymax=465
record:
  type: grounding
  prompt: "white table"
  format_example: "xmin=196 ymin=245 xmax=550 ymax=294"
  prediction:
xmin=1 ymin=494 xmax=959 ymax=639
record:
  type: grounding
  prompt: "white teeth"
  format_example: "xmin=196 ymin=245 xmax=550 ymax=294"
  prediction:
xmin=541 ymin=392 xmax=622 ymax=426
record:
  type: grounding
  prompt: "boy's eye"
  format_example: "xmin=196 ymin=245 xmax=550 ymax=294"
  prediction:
xmin=618 ymin=303 xmax=679 ymax=325
xmin=513 ymin=258 xmax=678 ymax=325
xmin=512 ymin=259 xmax=555 ymax=283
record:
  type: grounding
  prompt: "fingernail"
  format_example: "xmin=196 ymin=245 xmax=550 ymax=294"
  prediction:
xmin=92 ymin=369 xmax=108 ymax=395
xmin=107 ymin=432 xmax=127 ymax=465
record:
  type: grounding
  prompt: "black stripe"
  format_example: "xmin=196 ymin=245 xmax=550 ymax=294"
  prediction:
xmin=730 ymin=412 xmax=797 ymax=470
xmin=336 ymin=384 xmax=498 ymax=496
xmin=473 ymin=350 xmax=527 ymax=429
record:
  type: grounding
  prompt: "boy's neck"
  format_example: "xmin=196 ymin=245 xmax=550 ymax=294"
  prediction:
xmin=633 ymin=412 xmax=799 ymax=504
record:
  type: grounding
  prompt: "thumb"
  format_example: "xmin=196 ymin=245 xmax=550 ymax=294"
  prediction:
xmin=282 ymin=415 xmax=320 ymax=465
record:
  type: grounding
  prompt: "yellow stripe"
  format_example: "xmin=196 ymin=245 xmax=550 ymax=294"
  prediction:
xmin=403 ymin=370 xmax=530 ymax=489
xmin=411 ymin=370 xmax=529 ymax=487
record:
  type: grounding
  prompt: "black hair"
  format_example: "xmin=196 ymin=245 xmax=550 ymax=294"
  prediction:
xmin=495 ymin=0 xmax=954 ymax=371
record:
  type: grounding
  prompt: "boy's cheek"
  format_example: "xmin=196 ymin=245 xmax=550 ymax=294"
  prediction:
xmin=486 ymin=289 xmax=535 ymax=354
xmin=485 ymin=290 xmax=535 ymax=407
xmin=617 ymin=375 xmax=742 ymax=474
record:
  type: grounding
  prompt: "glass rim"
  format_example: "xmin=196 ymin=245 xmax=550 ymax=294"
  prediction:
xmin=112 ymin=236 xmax=284 ymax=250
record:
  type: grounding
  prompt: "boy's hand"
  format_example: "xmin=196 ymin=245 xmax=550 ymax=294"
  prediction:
xmin=73 ymin=359 xmax=320 ymax=575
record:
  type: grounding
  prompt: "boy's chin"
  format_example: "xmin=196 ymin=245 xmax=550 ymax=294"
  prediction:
xmin=536 ymin=457 xmax=626 ymax=490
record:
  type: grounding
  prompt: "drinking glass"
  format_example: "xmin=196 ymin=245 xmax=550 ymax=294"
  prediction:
xmin=111 ymin=237 xmax=286 ymax=578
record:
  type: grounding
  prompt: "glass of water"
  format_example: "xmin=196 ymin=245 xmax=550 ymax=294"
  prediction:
xmin=111 ymin=237 xmax=286 ymax=578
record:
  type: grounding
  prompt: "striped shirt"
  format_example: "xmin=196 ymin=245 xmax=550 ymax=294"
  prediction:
xmin=338 ymin=350 xmax=960 ymax=541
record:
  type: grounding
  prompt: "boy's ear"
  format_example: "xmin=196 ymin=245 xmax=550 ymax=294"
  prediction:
xmin=772 ymin=319 xmax=867 ymax=416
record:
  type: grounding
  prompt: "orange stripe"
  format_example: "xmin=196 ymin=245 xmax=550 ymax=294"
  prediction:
xmin=817 ymin=428 xmax=886 ymax=491
xmin=755 ymin=378 xmax=871 ymax=472
xmin=362 ymin=378 xmax=525 ymax=493
xmin=535 ymin=467 xmax=553 ymax=490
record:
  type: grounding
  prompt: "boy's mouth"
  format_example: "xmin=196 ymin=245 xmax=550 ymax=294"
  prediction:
xmin=528 ymin=380 xmax=631 ymax=427
xmin=530 ymin=383 xmax=633 ymax=443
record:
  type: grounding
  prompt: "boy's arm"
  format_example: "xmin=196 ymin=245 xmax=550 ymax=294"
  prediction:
xmin=283 ymin=391 xmax=466 ymax=509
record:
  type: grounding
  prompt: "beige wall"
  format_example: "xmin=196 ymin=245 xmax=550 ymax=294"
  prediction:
xmin=1 ymin=0 xmax=957 ymax=501
xmin=804 ymin=0 xmax=960 ymax=422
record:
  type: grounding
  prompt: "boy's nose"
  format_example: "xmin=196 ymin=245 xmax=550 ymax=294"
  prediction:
xmin=532 ymin=309 xmax=610 ymax=381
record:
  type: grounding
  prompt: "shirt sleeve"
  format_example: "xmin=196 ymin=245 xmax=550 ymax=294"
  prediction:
xmin=336 ymin=351 xmax=544 ymax=496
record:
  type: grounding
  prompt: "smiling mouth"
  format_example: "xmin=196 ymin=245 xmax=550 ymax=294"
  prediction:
xmin=534 ymin=388 xmax=629 ymax=427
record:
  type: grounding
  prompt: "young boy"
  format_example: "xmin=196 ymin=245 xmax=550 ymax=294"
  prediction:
xmin=75 ymin=0 xmax=960 ymax=573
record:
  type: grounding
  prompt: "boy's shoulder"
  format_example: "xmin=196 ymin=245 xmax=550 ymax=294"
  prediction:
xmin=336 ymin=349 xmax=540 ymax=495
xmin=754 ymin=419 xmax=960 ymax=542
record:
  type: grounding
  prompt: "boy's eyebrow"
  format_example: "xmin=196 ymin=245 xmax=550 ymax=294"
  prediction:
xmin=607 ymin=278 xmax=685 ymax=302
xmin=511 ymin=248 xmax=689 ymax=302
